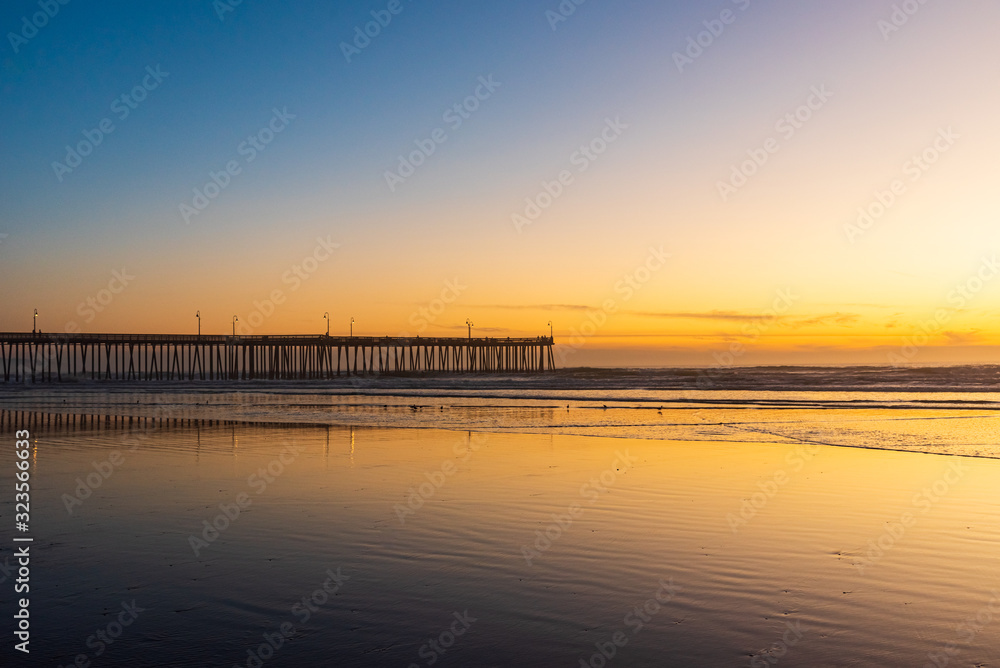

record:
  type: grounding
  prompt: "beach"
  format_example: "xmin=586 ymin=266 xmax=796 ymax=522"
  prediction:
xmin=4 ymin=396 xmax=999 ymax=666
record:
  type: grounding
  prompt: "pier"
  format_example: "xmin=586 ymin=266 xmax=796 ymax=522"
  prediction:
xmin=0 ymin=333 xmax=556 ymax=382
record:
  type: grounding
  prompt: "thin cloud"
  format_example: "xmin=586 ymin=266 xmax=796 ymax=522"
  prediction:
xmin=788 ymin=312 xmax=861 ymax=327
xmin=469 ymin=305 xmax=865 ymax=330
xmin=467 ymin=304 xmax=591 ymax=312
xmin=813 ymin=302 xmax=894 ymax=309
xmin=626 ymin=310 xmax=766 ymax=323
xmin=439 ymin=324 xmax=508 ymax=333
xmin=942 ymin=330 xmax=983 ymax=345
xmin=625 ymin=311 xmax=862 ymax=328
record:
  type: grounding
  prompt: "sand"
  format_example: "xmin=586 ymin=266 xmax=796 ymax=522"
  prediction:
xmin=4 ymin=413 xmax=998 ymax=666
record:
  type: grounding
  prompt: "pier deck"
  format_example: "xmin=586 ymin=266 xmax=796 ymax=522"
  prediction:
xmin=0 ymin=333 xmax=556 ymax=382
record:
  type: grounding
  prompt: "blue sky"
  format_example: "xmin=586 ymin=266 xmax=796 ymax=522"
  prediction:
xmin=2 ymin=1 xmax=999 ymax=365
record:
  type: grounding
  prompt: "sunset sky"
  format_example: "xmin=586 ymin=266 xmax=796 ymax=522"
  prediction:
xmin=2 ymin=0 xmax=999 ymax=365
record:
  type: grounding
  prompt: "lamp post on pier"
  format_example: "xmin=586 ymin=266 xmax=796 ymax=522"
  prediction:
xmin=196 ymin=311 xmax=201 ymax=336
xmin=232 ymin=315 xmax=238 ymax=336
xmin=548 ymin=320 xmax=553 ymax=340
xmin=324 ymin=312 xmax=330 ymax=336
xmin=33 ymin=309 xmax=38 ymax=335
xmin=350 ymin=317 xmax=354 ymax=337
xmin=466 ymin=318 xmax=474 ymax=339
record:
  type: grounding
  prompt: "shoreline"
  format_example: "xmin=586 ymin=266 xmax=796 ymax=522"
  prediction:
xmin=4 ymin=404 xmax=999 ymax=462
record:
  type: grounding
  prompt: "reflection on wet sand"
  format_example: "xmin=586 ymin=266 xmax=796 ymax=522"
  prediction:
xmin=3 ymin=412 xmax=998 ymax=666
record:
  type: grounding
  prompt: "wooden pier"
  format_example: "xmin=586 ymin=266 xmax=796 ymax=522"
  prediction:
xmin=0 ymin=333 xmax=556 ymax=382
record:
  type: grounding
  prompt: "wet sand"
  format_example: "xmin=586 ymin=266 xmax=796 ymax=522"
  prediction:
xmin=3 ymin=387 xmax=999 ymax=458
xmin=3 ymin=415 xmax=998 ymax=666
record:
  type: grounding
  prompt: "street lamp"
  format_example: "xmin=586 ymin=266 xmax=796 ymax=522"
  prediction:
xmin=324 ymin=312 xmax=330 ymax=336
xmin=350 ymin=317 xmax=354 ymax=337
xmin=232 ymin=315 xmax=238 ymax=336
xmin=33 ymin=309 xmax=38 ymax=334
xmin=196 ymin=311 xmax=201 ymax=336
xmin=548 ymin=321 xmax=553 ymax=340
xmin=466 ymin=318 xmax=474 ymax=339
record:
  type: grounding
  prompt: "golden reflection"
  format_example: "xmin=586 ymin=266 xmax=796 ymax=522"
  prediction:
xmin=349 ymin=427 xmax=356 ymax=468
